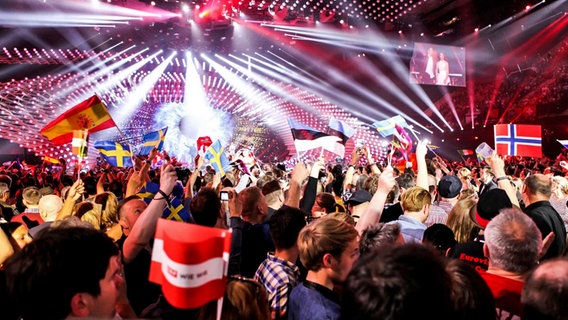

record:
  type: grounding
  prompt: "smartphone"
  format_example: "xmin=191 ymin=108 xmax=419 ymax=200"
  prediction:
xmin=220 ymin=191 xmax=229 ymax=202
xmin=356 ymin=139 xmax=365 ymax=148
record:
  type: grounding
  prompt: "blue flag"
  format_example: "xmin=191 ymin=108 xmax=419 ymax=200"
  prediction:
xmin=204 ymin=140 xmax=232 ymax=176
xmin=372 ymin=115 xmax=409 ymax=137
xmin=139 ymin=127 xmax=168 ymax=156
xmin=94 ymin=141 xmax=133 ymax=168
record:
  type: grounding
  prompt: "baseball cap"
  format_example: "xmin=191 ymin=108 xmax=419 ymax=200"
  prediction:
xmin=438 ymin=175 xmax=462 ymax=199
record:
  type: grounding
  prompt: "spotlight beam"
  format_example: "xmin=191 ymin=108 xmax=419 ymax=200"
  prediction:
xmin=114 ymin=51 xmax=175 ymax=124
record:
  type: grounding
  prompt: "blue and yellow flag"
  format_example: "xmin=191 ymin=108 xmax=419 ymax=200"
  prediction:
xmin=372 ymin=115 xmax=409 ymax=137
xmin=204 ymin=140 xmax=232 ymax=176
xmin=162 ymin=197 xmax=192 ymax=222
xmin=139 ymin=127 xmax=168 ymax=156
xmin=137 ymin=181 xmax=160 ymax=204
xmin=94 ymin=140 xmax=133 ymax=168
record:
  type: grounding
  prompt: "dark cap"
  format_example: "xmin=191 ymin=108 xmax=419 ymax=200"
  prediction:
xmin=262 ymin=180 xmax=281 ymax=196
xmin=475 ymin=189 xmax=513 ymax=229
xmin=344 ymin=190 xmax=372 ymax=205
xmin=438 ymin=175 xmax=462 ymax=199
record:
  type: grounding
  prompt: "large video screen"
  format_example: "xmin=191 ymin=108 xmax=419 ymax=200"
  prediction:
xmin=409 ymin=42 xmax=466 ymax=87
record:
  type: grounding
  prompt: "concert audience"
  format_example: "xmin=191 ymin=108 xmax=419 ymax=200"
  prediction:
xmin=2 ymin=132 xmax=568 ymax=320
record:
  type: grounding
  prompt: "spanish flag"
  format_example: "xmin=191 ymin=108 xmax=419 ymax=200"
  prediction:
xmin=43 ymin=156 xmax=59 ymax=164
xmin=40 ymin=95 xmax=116 ymax=145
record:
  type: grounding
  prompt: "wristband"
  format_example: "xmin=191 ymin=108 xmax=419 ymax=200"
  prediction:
xmin=496 ymin=176 xmax=510 ymax=182
xmin=154 ymin=189 xmax=172 ymax=206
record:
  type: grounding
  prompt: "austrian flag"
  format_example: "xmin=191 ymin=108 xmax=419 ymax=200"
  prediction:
xmin=149 ymin=219 xmax=232 ymax=309
xmin=494 ymin=124 xmax=542 ymax=158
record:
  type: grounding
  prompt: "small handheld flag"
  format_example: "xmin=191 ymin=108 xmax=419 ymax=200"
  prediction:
xmin=43 ymin=156 xmax=59 ymax=164
xmin=149 ymin=219 xmax=232 ymax=309
xmin=72 ymin=130 xmax=89 ymax=159
xmin=327 ymin=118 xmax=356 ymax=157
xmin=204 ymin=140 xmax=232 ymax=176
xmin=197 ymin=136 xmax=213 ymax=153
xmin=287 ymin=118 xmax=341 ymax=153
xmin=457 ymin=149 xmax=474 ymax=157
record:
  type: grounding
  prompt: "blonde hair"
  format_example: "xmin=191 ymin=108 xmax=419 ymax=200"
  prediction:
xmin=298 ymin=217 xmax=358 ymax=271
xmin=94 ymin=192 xmax=119 ymax=229
xmin=401 ymin=187 xmax=432 ymax=213
xmin=458 ymin=167 xmax=471 ymax=179
xmin=264 ymin=189 xmax=283 ymax=206
xmin=551 ymin=176 xmax=568 ymax=198
xmin=325 ymin=212 xmax=356 ymax=226
xmin=446 ymin=198 xmax=480 ymax=243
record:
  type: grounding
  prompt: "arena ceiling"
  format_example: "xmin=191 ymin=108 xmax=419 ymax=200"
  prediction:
xmin=0 ymin=0 xmax=566 ymax=165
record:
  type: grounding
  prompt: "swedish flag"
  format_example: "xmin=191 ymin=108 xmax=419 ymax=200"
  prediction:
xmin=204 ymin=140 xmax=232 ymax=176
xmin=137 ymin=181 xmax=160 ymax=204
xmin=162 ymin=197 xmax=192 ymax=222
xmin=139 ymin=127 xmax=168 ymax=156
xmin=94 ymin=140 xmax=133 ymax=168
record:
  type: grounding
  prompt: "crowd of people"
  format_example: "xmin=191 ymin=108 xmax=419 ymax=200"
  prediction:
xmin=1 ymin=141 xmax=568 ymax=320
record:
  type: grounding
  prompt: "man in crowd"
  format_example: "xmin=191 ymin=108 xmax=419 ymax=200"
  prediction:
xmin=341 ymin=244 xmax=453 ymax=319
xmin=0 ymin=182 xmax=15 ymax=222
xmin=522 ymin=258 xmax=568 ymax=319
xmin=523 ymin=173 xmax=567 ymax=260
xmin=288 ymin=217 xmax=359 ymax=320
xmin=481 ymin=208 xmax=542 ymax=318
xmin=388 ymin=186 xmax=432 ymax=243
xmin=230 ymin=186 xmax=274 ymax=278
xmin=262 ymin=180 xmax=284 ymax=222
xmin=4 ymin=226 xmax=133 ymax=319
xmin=11 ymin=186 xmax=43 ymax=227
xmin=119 ymin=163 xmax=177 ymax=316
xmin=255 ymin=206 xmax=306 ymax=319
xmin=426 ymin=174 xmax=462 ymax=226
xmin=478 ymin=167 xmax=498 ymax=196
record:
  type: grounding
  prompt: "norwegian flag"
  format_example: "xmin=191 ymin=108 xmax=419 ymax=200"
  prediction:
xmin=149 ymin=219 xmax=232 ymax=309
xmin=494 ymin=124 xmax=542 ymax=158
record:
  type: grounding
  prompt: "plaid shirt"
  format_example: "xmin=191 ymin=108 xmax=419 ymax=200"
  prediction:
xmin=254 ymin=253 xmax=300 ymax=314
xmin=426 ymin=200 xmax=453 ymax=227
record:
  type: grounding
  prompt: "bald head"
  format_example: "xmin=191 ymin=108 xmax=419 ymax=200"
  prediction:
xmin=524 ymin=173 xmax=552 ymax=197
xmin=239 ymin=186 xmax=268 ymax=223
xmin=39 ymin=195 xmax=64 ymax=222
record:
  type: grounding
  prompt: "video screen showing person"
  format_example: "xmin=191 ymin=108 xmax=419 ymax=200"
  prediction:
xmin=409 ymin=42 xmax=466 ymax=87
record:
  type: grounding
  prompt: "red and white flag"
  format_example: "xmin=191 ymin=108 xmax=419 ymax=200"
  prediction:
xmin=494 ymin=124 xmax=542 ymax=158
xmin=149 ymin=219 xmax=232 ymax=309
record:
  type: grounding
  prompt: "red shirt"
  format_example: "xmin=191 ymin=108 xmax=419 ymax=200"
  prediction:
xmin=479 ymin=270 xmax=524 ymax=319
